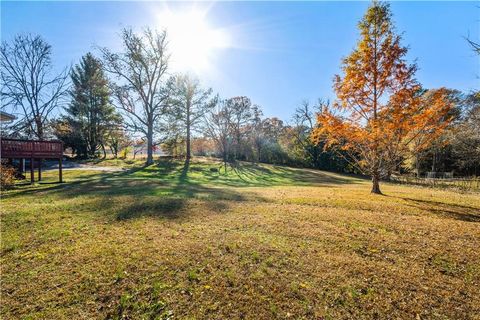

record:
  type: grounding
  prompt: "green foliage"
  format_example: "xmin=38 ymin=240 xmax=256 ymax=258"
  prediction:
xmin=283 ymin=100 xmax=354 ymax=172
xmin=58 ymin=53 xmax=120 ymax=158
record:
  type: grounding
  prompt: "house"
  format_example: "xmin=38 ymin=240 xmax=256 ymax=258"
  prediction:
xmin=0 ymin=111 xmax=16 ymax=123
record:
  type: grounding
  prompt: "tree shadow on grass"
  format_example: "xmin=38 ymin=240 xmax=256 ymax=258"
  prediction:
xmin=121 ymin=159 xmax=361 ymax=188
xmin=1 ymin=171 xmax=113 ymax=199
xmin=2 ymin=159 xmax=364 ymax=222
xmin=397 ymin=197 xmax=480 ymax=223
xmin=179 ymin=158 xmax=190 ymax=183
xmin=115 ymin=197 xmax=186 ymax=220
xmin=114 ymin=187 xmax=235 ymax=221
xmin=106 ymin=174 xmax=255 ymax=221
xmin=155 ymin=158 xmax=179 ymax=176
xmin=193 ymin=161 xmax=362 ymax=188
xmin=245 ymin=162 xmax=360 ymax=186
xmin=3 ymin=160 xmax=264 ymax=221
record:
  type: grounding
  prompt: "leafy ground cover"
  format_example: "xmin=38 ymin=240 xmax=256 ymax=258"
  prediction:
xmin=1 ymin=158 xmax=479 ymax=319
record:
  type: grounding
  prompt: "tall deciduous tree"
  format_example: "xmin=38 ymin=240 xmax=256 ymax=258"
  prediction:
xmin=100 ymin=28 xmax=169 ymax=165
xmin=249 ymin=105 xmax=264 ymax=162
xmin=168 ymin=74 xmax=215 ymax=159
xmin=1 ymin=34 xmax=68 ymax=139
xmin=65 ymin=53 xmax=119 ymax=158
xmin=227 ymin=96 xmax=254 ymax=159
xmin=204 ymin=99 xmax=234 ymax=170
xmin=312 ymin=2 xmax=453 ymax=194
xmin=291 ymin=100 xmax=326 ymax=168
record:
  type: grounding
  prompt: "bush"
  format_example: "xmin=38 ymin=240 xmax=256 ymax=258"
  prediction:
xmin=0 ymin=162 xmax=16 ymax=189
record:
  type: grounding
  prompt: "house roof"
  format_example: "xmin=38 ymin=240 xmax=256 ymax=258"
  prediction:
xmin=0 ymin=111 xmax=16 ymax=122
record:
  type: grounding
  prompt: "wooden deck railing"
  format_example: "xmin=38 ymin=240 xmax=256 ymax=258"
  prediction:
xmin=0 ymin=138 xmax=63 ymax=159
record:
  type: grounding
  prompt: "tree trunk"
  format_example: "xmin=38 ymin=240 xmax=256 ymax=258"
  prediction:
xmin=257 ymin=144 xmax=261 ymax=164
xmin=101 ymin=144 xmax=106 ymax=159
xmin=371 ymin=172 xmax=382 ymax=194
xmin=235 ymin=133 xmax=241 ymax=161
xmin=146 ymin=124 xmax=154 ymax=165
xmin=385 ymin=169 xmax=392 ymax=182
xmin=35 ymin=116 xmax=44 ymax=140
xmin=416 ymin=154 xmax=421 ymax=178
xmin=222 ymin=148 xmax=228 ymax=173
xmin=186 ymin=104 xmax=191 ymax=160
xmin=112 ymin=145 xmax=118 ymax=159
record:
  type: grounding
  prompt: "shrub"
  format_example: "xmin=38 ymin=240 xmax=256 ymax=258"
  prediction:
xmin=0 ymin=162 xmax=16 ymax=189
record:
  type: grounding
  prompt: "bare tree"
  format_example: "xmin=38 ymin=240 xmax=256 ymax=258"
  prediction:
xmin=100 ymin=28 xmax=169 ymax=165
xmin=467 ymin=38 xmax=480 ymax=55
xmin=204 ymin=99 xmax=234 ymax=170
xmin=168 ymin=74 xmax=215 ymax=159
xmin=249 ymin=105 xmax=264 ymax=162
xmin=227 ymin=96 xmax=254 ymax=159
xmin=290 ymin=99 xmax=327 ymax=166
xmin=1 ymin=34 xmax=69 ymax=139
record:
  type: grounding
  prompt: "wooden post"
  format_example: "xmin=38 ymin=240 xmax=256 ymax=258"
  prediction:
xmin=38 ymin=158 xmax=42 ymax=181
xmin=30 ymin=158 xmax=34 ymax=184
xmin=59 ymin=157 xmax=63 ymax=183
xmin=19 ymin=158 xmax=24 ymax=173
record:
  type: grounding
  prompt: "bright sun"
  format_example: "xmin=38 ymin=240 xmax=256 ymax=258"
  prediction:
xmin=156 ymin=8 xmax=230 ymax=73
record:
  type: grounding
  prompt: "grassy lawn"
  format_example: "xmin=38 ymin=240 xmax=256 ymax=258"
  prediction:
xmin=1 ymin=158 xmax=479 ymax=319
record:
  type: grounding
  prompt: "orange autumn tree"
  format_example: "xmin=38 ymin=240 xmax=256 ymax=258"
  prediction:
xmin=312 ymin=1 xmax=453 ymax=194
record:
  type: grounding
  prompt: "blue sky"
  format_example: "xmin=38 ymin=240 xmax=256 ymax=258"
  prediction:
xmin=2 ymin=1 xmax=479 ymax=121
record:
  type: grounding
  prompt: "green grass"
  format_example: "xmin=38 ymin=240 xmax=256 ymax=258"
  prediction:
xmin=1 ymin=158 xmax=480 ymax=319
xmin=77 ymin=157 xmax=146 ymax=168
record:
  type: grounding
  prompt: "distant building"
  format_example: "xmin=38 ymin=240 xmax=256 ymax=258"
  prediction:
xmin=0 ymin=111 xmax=16 ymax=123
xmin=133 ymin=142 xmax=168 ymax=158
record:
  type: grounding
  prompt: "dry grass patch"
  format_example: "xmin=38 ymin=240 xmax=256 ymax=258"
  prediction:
xmin=1 ymin=160 xmax=479 ymax=319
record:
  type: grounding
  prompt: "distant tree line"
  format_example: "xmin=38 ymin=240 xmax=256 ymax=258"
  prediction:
xmin=412 ymin=91 xmax=480 ymax=177
xmin=1 ymin=2 xmax=479 ymax=191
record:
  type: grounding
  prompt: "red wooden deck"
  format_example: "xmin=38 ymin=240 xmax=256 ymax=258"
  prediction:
xmin=1 ymin=138 xmax=63 ymax=159
xmin=1 ymin=138 xmax=64 ymax=183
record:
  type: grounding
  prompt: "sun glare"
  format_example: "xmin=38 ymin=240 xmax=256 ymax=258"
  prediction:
xmin=156 ymin=8 xmax=230 ymax=73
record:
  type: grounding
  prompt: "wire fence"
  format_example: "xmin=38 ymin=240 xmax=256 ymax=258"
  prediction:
xmin=390 ymin=175 xmax=480 ymax=192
